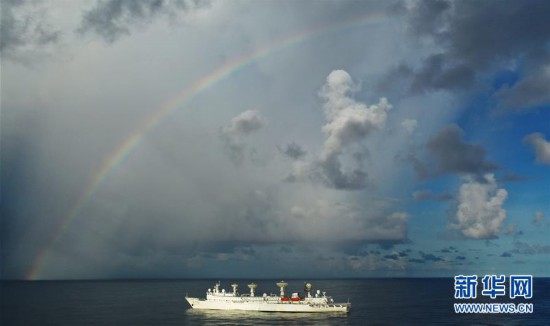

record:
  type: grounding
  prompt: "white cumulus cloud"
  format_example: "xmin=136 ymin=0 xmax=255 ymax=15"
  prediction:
xmin=290 ymin=69 xmax=393 ymax=190
xmin=452 ymin=174 xmax=508 ymax=239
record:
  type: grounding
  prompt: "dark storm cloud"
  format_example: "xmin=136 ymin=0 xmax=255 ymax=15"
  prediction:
xmin=278 ymin=142 xmax=306 ymax=160
xmin=409 ymin=54 xmax=475 ymax=93
xmin=0 ymin=0 xmax=60 ymax=55
xmin=77 ymin=0 xmax=209 ymax=42
xmin=0 ymin=121 xmax=35 ymax=277
xmin=382 ymin=0 xmax=550 ymax=109
xmin=411 ymin=125 xmax=498 ymax=180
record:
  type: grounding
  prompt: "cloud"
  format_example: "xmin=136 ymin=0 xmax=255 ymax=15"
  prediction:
xmin=401 ymin=119 xmax=418 ymax=134
xmin=290 ymin=70 xmax=392 ymax=190
xmin=495 ymin=66 xmax=550 ymax=109
xmin=413 ymin=124 xmax=498 ymax=180
xmin=383 ymin=0 xmax=550 ymax=109
xmin=502 ymin=224 xmax=521 ymax=237
xmin=451 ymin=174 xmax=507 ymax=239
xmin=384 ymin=253 xmax=399 ymax=260
xmin=77 ymin=0 xmax=210 ymax=42
xmin=320 ymin=70 xmax=391 ymax=154
xmin=408 ymin=258 xmax=425 ymax=264
xmin=408 ymin=251 xmax=444 ymax=264
xmin=533 ymin=211 xmax=544 ymax=224
xmin=419 ymin=251 xmax=443 ymax=262
xmin=0 ymin=0 xmax=60 ymax=59
xmin=278 ymin=142 xmax=306 ymax=160
xmin=7 ymin=0 xmax=547 ymax=279
xmin=511 ymin=241 xmax=550 ymax=255
xmin=288 ymin=202 xmax=409 ymax=243
xmin=523 ymin=132 xmax=550 ymax=165
xmin=220 ymin=110 xmax=265 ymax=164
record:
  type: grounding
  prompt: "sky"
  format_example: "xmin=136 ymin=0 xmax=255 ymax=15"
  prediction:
xmin=1 ymin=0 xmax=549 ymax=280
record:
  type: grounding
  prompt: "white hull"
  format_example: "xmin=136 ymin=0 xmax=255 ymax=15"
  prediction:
xmin=185 ymin=297 xmax=350 ymax=313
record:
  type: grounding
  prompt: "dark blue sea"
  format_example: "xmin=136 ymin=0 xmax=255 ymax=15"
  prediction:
xmin=1 ymin=278 xmax=549 ymax=325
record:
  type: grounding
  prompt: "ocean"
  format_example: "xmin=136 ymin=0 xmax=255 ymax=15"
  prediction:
xmin=1 ymin=278 xmax=549 ymax=325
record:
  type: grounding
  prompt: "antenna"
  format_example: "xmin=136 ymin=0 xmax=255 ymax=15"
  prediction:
xmin=304 ymin=282 xmax=312 ymax=297
xmin=276 ymin=281 xmax=288 ymax=296
xmin=248 ymin=283 xmax=257 ymax=297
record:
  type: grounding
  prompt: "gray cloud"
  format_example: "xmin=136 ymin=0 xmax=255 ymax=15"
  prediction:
xmin=0 ymin=0 xmax=60 ymax=58
xmin=511 ymin=241 xmax=550 ymax=255
xmin=409 ymin=54 xmax=474 ymax=94
xmin=413 ymin=124 xmax=498 ymax=180
xmin=419 ymin=251 xmax=443 ymax=262
xmin=288 ymin=203 xmax=409 ymax=244
xmin=523 ymin=132 xmax=550 ymax=165
xmin=278 ymin=142 xmax=306 ymax=160
xmin=382 ymin=0 xmax=550 ymax=109
xmin=495 ymin=67 xmax=550 ymax=109
xmin=384 ymin=254 xmax=399 ymax=260
xmin=451 ymin=174 xmax=507 ymax=239
xmin=408 ymin=258 xmax=425 ymax=264
xmin=401 ymin=118 xmax=418 ymax=134
xmin=77 ymin=0 xmax=209 ymax=43
xmin=6 ymin=0 xmax=544 ymax=280
xmin=220 ymin=110 xmax=265 ymax=164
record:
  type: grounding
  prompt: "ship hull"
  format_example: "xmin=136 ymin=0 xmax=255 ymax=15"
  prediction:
xmin=185 ymin=297 xmax=350 ymax=313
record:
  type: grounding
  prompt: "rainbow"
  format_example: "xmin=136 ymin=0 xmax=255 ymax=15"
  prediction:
xmin=26 ymin=12 xmax=397 ymax=280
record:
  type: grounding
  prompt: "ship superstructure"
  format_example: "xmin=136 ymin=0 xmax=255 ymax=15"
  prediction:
xmin=185 ymin=281 xmax=350 ymax=313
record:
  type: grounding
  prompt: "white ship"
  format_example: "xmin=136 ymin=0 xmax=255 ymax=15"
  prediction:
xmin=185 ymin=281 xmax=350 ymax=313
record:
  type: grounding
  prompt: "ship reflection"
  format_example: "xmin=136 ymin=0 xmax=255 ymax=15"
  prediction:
xmin=185 ymin=309 xmax=349 ymax=325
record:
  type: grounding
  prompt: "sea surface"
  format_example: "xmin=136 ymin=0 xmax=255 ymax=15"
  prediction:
xmin=1 ymin=278 xmax=549 ymax=325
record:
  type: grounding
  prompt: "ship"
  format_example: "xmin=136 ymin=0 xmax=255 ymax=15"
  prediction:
xmin=185 ymin=281 xmax=351 ymax=313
